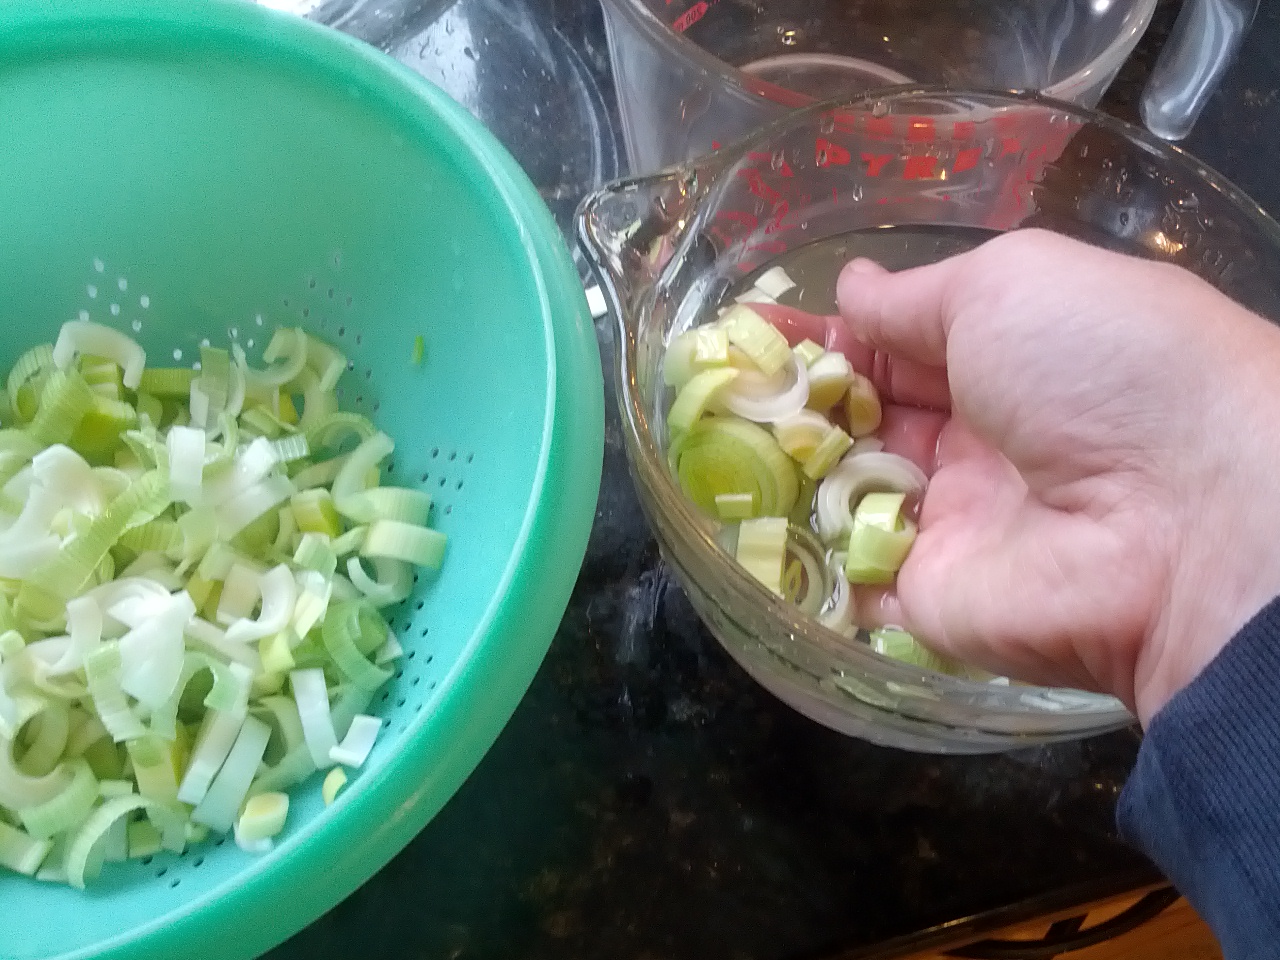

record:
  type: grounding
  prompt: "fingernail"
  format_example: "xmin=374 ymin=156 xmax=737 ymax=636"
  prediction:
xmin=847 ymin=257 xmax=883 ymax=276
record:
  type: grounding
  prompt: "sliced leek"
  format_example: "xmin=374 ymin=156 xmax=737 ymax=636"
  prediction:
xmin=0 ymin=319 xmax=447 ymax=886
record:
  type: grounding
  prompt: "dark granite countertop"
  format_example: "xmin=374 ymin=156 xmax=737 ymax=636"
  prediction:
xmin=267 ymin=1 xmax=1280 ymax=957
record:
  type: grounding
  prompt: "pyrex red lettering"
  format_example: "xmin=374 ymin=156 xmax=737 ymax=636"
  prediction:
xmin=672 ymin=2 xmax=707 ymax=33
xmin=903 ymin=155 xmax=937 ymax=179
xmin=861 ymin=153 xmax=893 ymax=176
xmin=907 ymin=118 xmax=934 ymax=142
xmin=952 ymin=121 xmax=975 ymax=140
xmin=999 ymin=137 xmax=1021 ymax=158
xmin=815 ymin=138 xmax=852 ymax=167
xmin=829 ymin=110 xmax=858 ymax=134
xmin=952 ymin=147 xmax=982 ymax=173
xmin=865 ymin=116 xmax=894 ymax=139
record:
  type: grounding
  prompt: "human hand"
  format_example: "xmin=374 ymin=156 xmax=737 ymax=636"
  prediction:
xmin=832 ymin=228 xmax=1280 ymax=725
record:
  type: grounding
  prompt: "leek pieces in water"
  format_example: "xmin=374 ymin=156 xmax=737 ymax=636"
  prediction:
xmin=844 ymin=492 xmax=916 ymax=586
xmin=0 ymin=319 xmax=441 ymax=887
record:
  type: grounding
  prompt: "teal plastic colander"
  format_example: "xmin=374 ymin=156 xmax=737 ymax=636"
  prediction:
xmin=0 ymin=2 xmax=604 ymax=958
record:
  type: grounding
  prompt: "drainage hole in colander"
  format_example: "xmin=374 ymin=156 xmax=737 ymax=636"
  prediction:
xmin=364 ymin=368 xmax=372 ymax=380
xmin=426 ymin=654 xmax=434 ymax=664
xmin=380 ymin=691 xmax=391 ymax=704
xmin=445 ymin=506 xmax=452 ymax=515
xmin=373 ymin=401 xmax=381 ymax=414
xmin=193 ymin=857 xmax=204 ymax=869
xmin=309 ymin=277 xmax=317 ymax=289
xmin=438 ymin=478 xmax=446 ymax=488
xmin=467 ymin=453 xmax=474 ymax=464
xmin=448 ymin=451 xmax=457 ymax=462
xmin=415 ymin=601 xmax=424 ymax=611
xmin=420 ymin=626 xmax=429 ymax=637
xmin=141 ymin=856 xmax=153 ymax=866
xmin=328 ymin=288 xmax=335 ymax=299
xmin=283 ymin=298 xmax=290 ymax=307
xmin=412 ymin=574 xmax=419 ymax=585
xmin=155 ymin=867 xmax=167 ymax=878
xmin=394 ymin=668 xmax=404 ymax=680
xmin=214 ymin=836 xmax=226 ymax=848
xmin=302 ymin=307 xmax=310 ymax=318
xmin=411 ymin=677 xmax=420 ymax=687
xmin=338 ymin=326 xmax=346 ymax=337
xmin=420 ymin=471 xmax=430 ymax=482
xmin=356 ymin=333 xmax=363 ymax=346
xmin=346 ymin=295 xmax=353 ymax=307
xmin=456 ymin=480 xmax=464 ymax=491
xmin=355 ymin=394 xmax=363 ymax=406
xmin=169 ymin=878 xmax=181 ymax=889
xmin=431 ymin=447 xmax=439 ymax=458
xmin=396 ymin=698 xmax=406 ymax=708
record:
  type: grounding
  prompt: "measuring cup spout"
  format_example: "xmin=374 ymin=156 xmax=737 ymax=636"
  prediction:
xmin=576 ymin=166 xmax=708 ymax=339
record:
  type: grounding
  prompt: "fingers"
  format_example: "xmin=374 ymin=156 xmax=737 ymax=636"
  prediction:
xmin=837 ymin=253 xmax=975 ymax=368
xmin=877 ymin=406 xmax=947 ymax=476
xmin=750 ymin=303 xmax=950 ymax=409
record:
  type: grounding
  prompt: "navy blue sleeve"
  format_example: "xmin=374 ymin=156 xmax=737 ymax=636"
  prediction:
xmin=1118 ymin=596 xmax=1280 ymax=959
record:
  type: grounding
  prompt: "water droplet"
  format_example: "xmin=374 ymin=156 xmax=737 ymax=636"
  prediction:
xmin=87 ymin=284 xmax=97 ymax=298
xmin=173 ymin=348 xmax=183 ymax=361
xmin=1119 ymin=211 xmax=1130 ymax=227
xmin=818 ymin=114 xmax=835 ymax=135
xmin=131 ymin=319 xmax=142 ymax=332
xmin=851 ymin=185 xmax=864 ymax=202
xmin=1078 ymin=144 xmax=1089 ymax=158
xmin=770 ymin=149 xmax=786 ymax=170
xmin=110 ymin=303 xmax=120 ymax=315
xmin=117 ymin=277 xmax=127 ymax=291
xmin=247 ymin=339 xmax=255 ymax=349
xmin=255 ymin=313 xmax=264 ymax=326
xmin=93 ymin=258 xmax=104 ymax=273
xmin=871 ymin=100 xmax=889 ymax=118
xmin=200 ymin=338 xmax=210 ymax=348
xmin=78 ymin=309 xmax=89 ymax=321
xmin=140 ymin=295 xmax=150 ymax=309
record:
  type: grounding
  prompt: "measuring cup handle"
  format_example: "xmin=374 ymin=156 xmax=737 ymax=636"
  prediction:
xmin=1139 ymin=0 xmax=1258 ymax=141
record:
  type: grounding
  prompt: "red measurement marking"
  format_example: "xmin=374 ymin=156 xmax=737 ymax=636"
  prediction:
xmin=903 ymin=155 xmax=937 ymax=179
xmin=815 ymin=138 xmax=852 ymax=167
xmin=861 ymin=152 xmax=893 ymax=176
xmin=907 ymin=118 xmax=934 ymax=142
xmin=995 ymin=116 xmax=1020 ymax=136
xmin=952 ymin=121 xmax=975 ymax=141
xmin=952 ymin=146 xmax=982 ymax=173
xmin=999 ymin=137 xmax=1022 ymax=158
xmin=672 ymin=1 xmax=707 ymax=32
xmin=711 ymin=140 xmax=721 ymax=150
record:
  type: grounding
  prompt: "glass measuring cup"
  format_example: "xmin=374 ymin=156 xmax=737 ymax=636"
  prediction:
xmin=600 ymin=0 xmax=1258 ymax=173
xmin=577 ymin=89 xmax=1280 ymax=752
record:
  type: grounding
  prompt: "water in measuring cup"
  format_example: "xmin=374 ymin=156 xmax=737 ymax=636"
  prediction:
xmin=736 ymin=223 xmax=998 ymax=313
xmin=680 ymin=0 xmax=1071 ymax=97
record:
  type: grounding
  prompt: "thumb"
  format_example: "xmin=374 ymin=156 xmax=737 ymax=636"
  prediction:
xmin=836 ymin=252 xmax=977 ymax=369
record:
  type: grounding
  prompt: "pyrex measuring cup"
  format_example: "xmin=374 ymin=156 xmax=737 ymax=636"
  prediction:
xmin=601 ymin=0 xmax=1258 ymax=173
xmin=577 ymin=89 xmax=1280 ymax=752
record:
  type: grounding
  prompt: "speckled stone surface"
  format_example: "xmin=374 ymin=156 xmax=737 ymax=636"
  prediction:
xmin=267 ymin=2 xmax=1280 ymax=957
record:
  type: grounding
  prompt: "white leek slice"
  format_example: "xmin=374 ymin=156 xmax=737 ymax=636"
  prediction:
xmin=332 ymin=432 xmax=393 ymax=522
xmin=84 ymin=645 xmax=146 ymax=742
xmin=815 ymin=451 xmax=927 ymax=544
xmin=175 ymin=662 xmax=253 ymax=806
xmin=291 ymin=668 xmax=337 ymax=769
xmin=184 ymin=618 xmax=263 ymax=671
xmin=0 ymin=734 xmax=73 ymax=809
xmin=752 ymin=266 xmax=796 ymax=299
xmin=224 ymin=565 xmax=297 ymax=644
xmin=346 ymin=557 xmax=413 ymax=608
xmin=321 ymin=767 xmax=347 ymax=805
xmin=771 ymin=410 xmax=830 ymax=463
xmin=117 ymin=592 xmax=194 ymax=709
xmin=0 ymin=820 xmax=52 ymax=875
xmin=721 ymin=305 xmax=792 ymax=376
xmin=167 ymin=426 xmax=206 ymax=505
xmin=191 ymin=715 xmax=271 ymax=832
xmin=235 ymin=791 xmax=289 ymax=844
xmin=66 ymin=796 xmax=184 ymax=889
xmin=292 ymin=570 xmax=333 ymax=638
xmin=360 ymin=520 xmax=446 ymax=570
xmin=329 ymin=713 xmax=381 ymax=768
xmin=52 ymin=321 xmax=145 ymax=390
xmin=805 ymin=353 xmax=854 ymax=413
xmin=845 ymin=372 xmax=883 ymax=437
xmin=735 ymin=517 xmax=789 ymax=596
xmin=722 ymin=352 xmax=810 ymax=423
xmin=217 ymin=474 xmax=294 ymax=540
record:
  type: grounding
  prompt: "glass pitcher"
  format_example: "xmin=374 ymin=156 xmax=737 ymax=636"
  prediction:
xmin=577 ymin=89 xmax=1280 ymax=752
xmin=599 ymin=0 xmax=1260 ymax=173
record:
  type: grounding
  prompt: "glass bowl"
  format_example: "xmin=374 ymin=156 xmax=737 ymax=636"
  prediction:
xmin=578 ymin=88 xmax=1280 ymax=753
